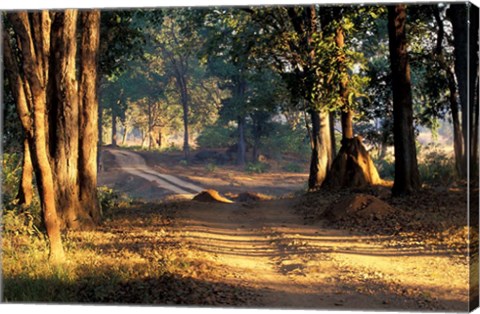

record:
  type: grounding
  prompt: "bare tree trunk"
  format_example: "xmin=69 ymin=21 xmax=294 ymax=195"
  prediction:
xmin=5 ymin=12 xmax=65 ymax=261
xmin=147 ymin=101 xmax=153 ymax=150
xmin=469 ymin=4 xmax=479 ymax=177
xmin=308 ymin=109 xmax=333 ymax=190
xmin=158 ymin=129 xmax=163 ymax=148
xmin=449 ymin=4 xmax=469 ymax=176
xmin=78 ymin=10 xmax=101 ymax=225
xmin=448 ymin=68 xmax=466 ymax=178
xmin=111 ymin=108 xmax=118 ymax=147
xmin=237 ymin=116 xmax=247 ymax=166
xmin=97 ymin=102 xmax=103 ymax=173
xmin=433 ymin=6 xmax=466 ymax=178
xmin=387 ymin=4 xmax=420 ymax=196
xmin=329 ymin=112 xmax=337 ymax=155
xmin=49 ymin=10 xmax=84 ymax=230
xmin=122 ymin=126 xmax=128 ymax=145
xmin=334 ymin=25 xmax=354 ymax=140
xmin=180 ymin=82 xmax=190 ymax=161
xmin=341 ymin=111 xmax=354 ymax=139
xmin=17 ymin=138 xmax=34 ymax=207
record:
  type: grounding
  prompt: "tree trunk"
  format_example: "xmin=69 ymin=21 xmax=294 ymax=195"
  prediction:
xmin=49 ymin=11 xmax=85 ymax=230
xmin=78 ymin=10 xmax=101 ymax=225
xmin=97 ymin=101 xmax=103 ymax=173
xmin=469 ymin=4 xmax=479 ymax=176
xmin=433 ymin=6 xmax=467 ymax=179
xmin=329 ymin=112 xmax=337 ymax=155
xmin=449 ymin=4 xmax=469 ymax=177
xmin=141 ymin=129 xmax=147 ymax=148
xmin=17 ymin=133 xmax=34 ymax=207
xmin=448 ymin=68 xmax=466 ymax=178
xmin=308 ymin=109 xmax=333 ymax=190
xmin=334 ymin=24 xmax=354 ymax=140
xmin=387 ymin=4 xmax=420 ymax=196
xmin=180 ymin=82 xmax=190 ymax=161
xmin=6 ymin=9 xmax=102 ymax=257
xmin=5 ymin=12 xmax=65 ymax=261
xmin=158 ymin=129 xmax=163 ymax=148
xmin=341 ymin=111 xmax=354 ymax=139
xmin=237 ymin=116 xmax=247 ymax=166
xmin=111 ymin=108 xmax=118 ymax=147
xmin=122 ymin=126 xmax=128 ymax=145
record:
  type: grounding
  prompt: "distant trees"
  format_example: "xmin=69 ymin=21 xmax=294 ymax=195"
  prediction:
xmin=4 ymin=10 xmax=102 ymax=261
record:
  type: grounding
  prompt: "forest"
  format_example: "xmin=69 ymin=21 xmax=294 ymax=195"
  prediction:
xmin=1 ymin=3 xmax=479 ymax=311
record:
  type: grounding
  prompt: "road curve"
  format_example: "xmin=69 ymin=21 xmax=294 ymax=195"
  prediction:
xmin=106 ymin=148 xmax=204 ymax=199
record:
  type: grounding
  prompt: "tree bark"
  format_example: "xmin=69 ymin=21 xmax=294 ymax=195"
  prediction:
xmin=111 ymin=108 xmax=118 ymax=147
xmin=6 ymin=9 xmax=103 ymax=256
xmin=329 ymin=112 xmax=337 ymax=155
xmin=449 ymin=4 xmax=469 ymax=176
xmin=334 ymin=24 xmax=354 ymax=140
xmin=148 ymin=102 xmax=154 ymax=150
xmin=468 ymin=4 xmax=479 ymax=176
xmin=448 ymin=68 xmax=466 ymax=178
xmin=49 ymin=10 xmax=84 ymax=229
xmin=387 ymin=4 xmax=420 ymax=196
xmin=237 ymin=116 xmax=247 ymax=166
xmin=180 ymin=79 xmax=190 ymax=161
xmin=78 ymin=10 xmax=102 ymax=225
xmin=17 ymin=138 xmax=34 ymax=207
xmin=5 ymin=12 xmax=65 ymax=261
xmin=433 ymin=6 xmax=466 ymax=178
xmin=308 ymin=109 xmax=333 ymax=190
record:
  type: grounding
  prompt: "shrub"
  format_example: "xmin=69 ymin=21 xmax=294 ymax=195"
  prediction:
xmin=205 ymin=163 xmax=216 ymax=173
xmin=245 ymin=162 xmax=270 ymax=174
xmin=418 ymin=144 xmax=456 ymax=186
xmin=197 ymin=124 xmax=236 ymax=149
xmin=260 ymin=123 xmax=310 ymax=161
xmin=372 ymin=154 xmax=395 ymax=180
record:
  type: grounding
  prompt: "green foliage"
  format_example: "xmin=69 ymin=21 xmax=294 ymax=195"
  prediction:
xmin=2 ymin=77 xmax=23 ymax=153
xmin=311 ymin=15 xmax=370 ymax=113
xmin=205 ymin=163 xmax=217 ymax=173
xmin=196 ymin=123 xmax=236 ymax=149
xmin=245 ymin=162 xmax=270 ymax=174
xmin=97 ymin=186 xmax=133 ymax=218
xmin=97 ymin=186 xmax=119 ymax=214
xmin=418 ymin=144 xmax=457 ymax=186
xmin=260 ymin=123 xmax=310 ymax=160
xmin=1 ymin=153 xmax=43 ymax=239
xmin=372 ymin=153 xmax=395 ymax=180
xmin=2 ymin=152 xmax=22 ymax=208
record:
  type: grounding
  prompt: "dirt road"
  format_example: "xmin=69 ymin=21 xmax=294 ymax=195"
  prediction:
xmin=103 ymin=148 xmax=204 ymax=199
xmin=172 ymin=199 xmax=469 ymax=311
xmin=98 ymin=148 xmax=470 ymax=311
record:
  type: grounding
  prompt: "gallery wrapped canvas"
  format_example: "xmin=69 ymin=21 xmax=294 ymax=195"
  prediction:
xmin=1 ymin=1 xmax=479 ymax=312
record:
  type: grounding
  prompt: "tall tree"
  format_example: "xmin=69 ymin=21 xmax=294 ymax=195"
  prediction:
xmin=249 ymin=6 xmax=335 ymax=188
xmin=448 ymin=3 xmax=479 ymax=177
xmin=387 ymin=4 xmax=420 ymax=195
xmin=4 ymin=10 xmax=102 ymax=261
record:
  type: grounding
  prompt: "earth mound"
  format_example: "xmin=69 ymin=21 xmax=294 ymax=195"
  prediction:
xmin=235 ymin=192 xmax=273 ymax=202
xmin=323 ymin=136 xmax=382 ymax=189
xmin=324 ymin=193 xmax=395 ymax=221
xmin=193 ymin=189 xmax=234 ymax=204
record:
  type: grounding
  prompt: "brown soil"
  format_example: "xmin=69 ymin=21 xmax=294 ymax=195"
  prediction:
xmin=325 ymin=193 xmax=396 ymax=220
xmin=193 ymin=190 xmax=234 ymax=203
xmin=95 ymin=147 xmax=471 ymax=311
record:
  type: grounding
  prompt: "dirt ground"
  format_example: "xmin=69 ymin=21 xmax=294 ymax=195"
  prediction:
xmin=96 ymin=147 xmax=475 ymax=311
